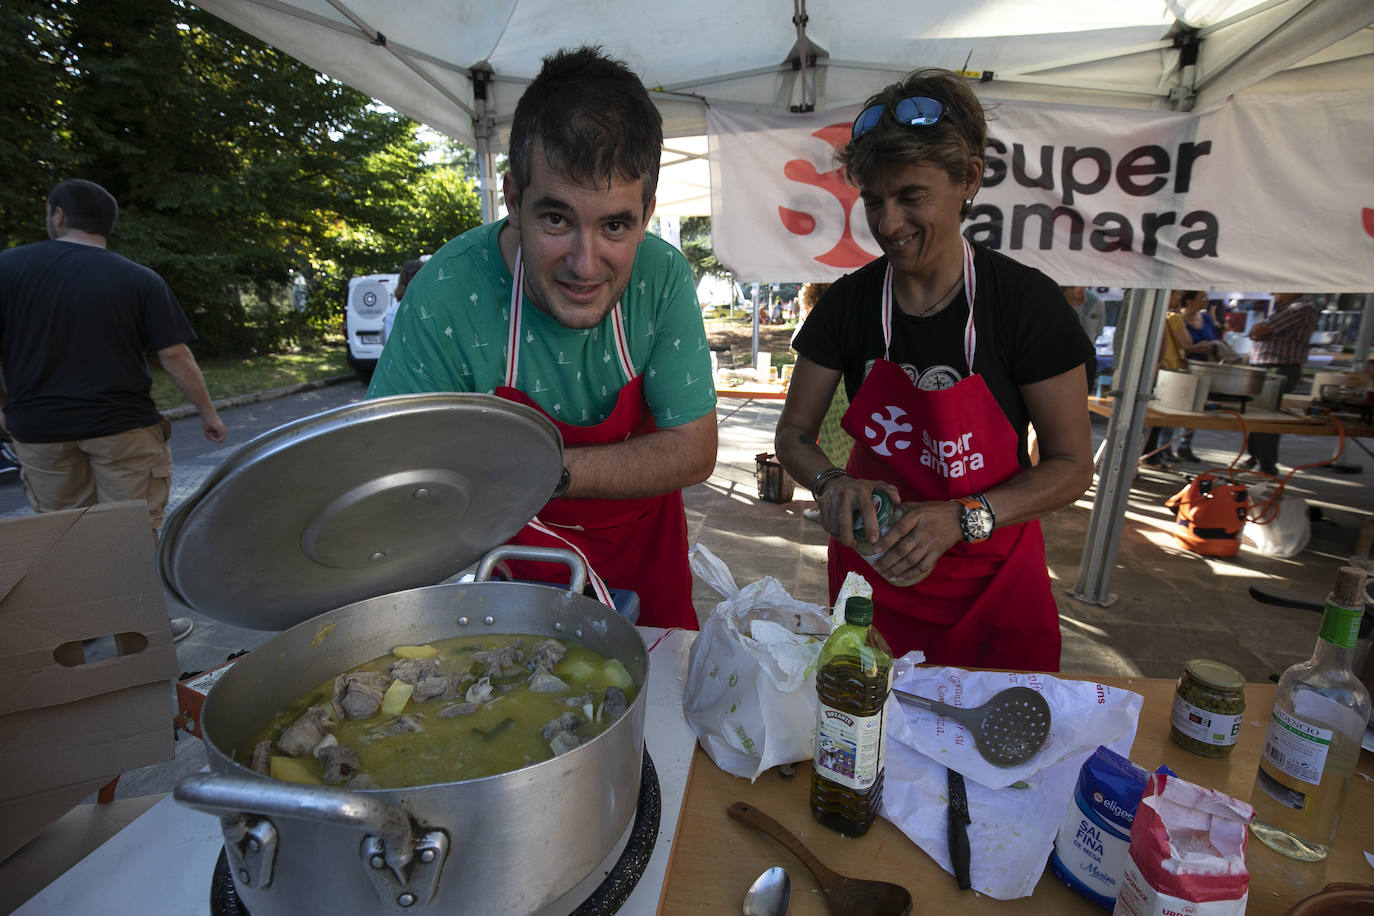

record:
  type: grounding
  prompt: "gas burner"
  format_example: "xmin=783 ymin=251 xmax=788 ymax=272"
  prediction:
xmin=1310 ymin=398 xmax=1374 ymax=424
xmin=209 ymin=751 xmax=661 ymax=916
xmin=1206 ymin=392 xmax=1251 ymax=413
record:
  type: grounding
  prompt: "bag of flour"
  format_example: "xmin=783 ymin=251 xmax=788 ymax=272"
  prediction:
xmin=1112 ymin=773 xmax=1254 ymax=916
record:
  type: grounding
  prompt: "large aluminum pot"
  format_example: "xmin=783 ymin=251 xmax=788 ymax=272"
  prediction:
xmin=175 ymin=546 xmax=648 ymax=916
xmin=1186 ymin=359 xmax=1269 ymax=397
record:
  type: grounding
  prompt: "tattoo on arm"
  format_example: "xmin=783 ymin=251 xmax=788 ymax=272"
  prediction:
xmin=797 ymin=433 xmax=817 ymax=447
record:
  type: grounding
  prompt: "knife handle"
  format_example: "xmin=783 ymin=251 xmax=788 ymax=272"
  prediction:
xmin=948 ymin=808 xmax=972 ymax=890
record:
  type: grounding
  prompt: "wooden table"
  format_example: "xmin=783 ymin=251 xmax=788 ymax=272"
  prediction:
xmin=717 ymin=382 xmax=788 ymax=400
xmin=1088 ymin=396 xmax=1374 ymax=438
xmin=658 ymin=677 xmax=1374 ymax=914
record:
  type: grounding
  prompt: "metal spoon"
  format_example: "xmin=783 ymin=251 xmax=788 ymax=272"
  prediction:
xmin=742 ymin=865 xmax=791 ymax=916
xmin=893 ymin=685 xmax=1051 ymax=767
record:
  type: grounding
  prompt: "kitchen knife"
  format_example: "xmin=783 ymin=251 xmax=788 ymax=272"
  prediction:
xmin=947 ymin=767 xmax=972 ymax=890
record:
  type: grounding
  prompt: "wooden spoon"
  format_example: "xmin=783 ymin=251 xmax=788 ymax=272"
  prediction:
xmin=727 ymin=802 xmax=914 ymax=916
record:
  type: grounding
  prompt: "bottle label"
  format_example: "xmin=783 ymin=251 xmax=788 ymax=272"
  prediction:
xmin=1260 ymin=707 xmax=1332 ymax=786
xmin=1170 ymin=695 xmax=1243 ymax=746
xmin=1318 ymin=604 xmax=1361 ymax=649
xmin=814 ymin=702 xmax=886 ymax=790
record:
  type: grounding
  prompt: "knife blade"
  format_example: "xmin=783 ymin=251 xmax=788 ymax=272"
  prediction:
xmin=947 ymin=767 xmax=972 ymax=890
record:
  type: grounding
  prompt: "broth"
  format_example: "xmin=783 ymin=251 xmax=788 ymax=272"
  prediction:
xmin=245 ymin=633 xmax=635 ymax=789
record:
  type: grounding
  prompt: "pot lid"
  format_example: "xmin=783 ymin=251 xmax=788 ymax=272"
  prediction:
xmin=159 ymin=393 xmax=562 ymax=630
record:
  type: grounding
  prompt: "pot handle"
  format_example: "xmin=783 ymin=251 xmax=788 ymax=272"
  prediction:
xmin=474 ymin=544 xmax=588 ymax=594
xmin=175 ymin=772 xmax=416 ymax=874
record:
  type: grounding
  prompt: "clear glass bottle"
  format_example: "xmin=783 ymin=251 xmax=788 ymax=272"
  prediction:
xmin=810 ymin=595 xmax=893 ymax=837
xmin=1250 ymin=566 xmax=1371 ymax=861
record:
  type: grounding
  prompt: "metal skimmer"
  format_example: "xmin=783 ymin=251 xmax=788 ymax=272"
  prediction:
xmin=893 ymin=686 xmax=1051 ymax=767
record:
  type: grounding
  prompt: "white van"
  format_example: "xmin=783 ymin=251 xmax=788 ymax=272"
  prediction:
xmin=345 ymin=273 xmax=398 ymax=383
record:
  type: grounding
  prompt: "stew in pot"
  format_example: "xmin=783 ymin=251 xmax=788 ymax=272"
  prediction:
xmin=243 ymin=633 xmax=636 ymax=789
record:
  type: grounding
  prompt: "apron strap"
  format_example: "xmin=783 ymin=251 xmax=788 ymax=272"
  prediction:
xmin=881 ymin=236 xmax=978 ymax=374
xmin=506 ymin=246 xmax=634 ymax=388
xmin=526 ymin=516 xmax=617 ymax=609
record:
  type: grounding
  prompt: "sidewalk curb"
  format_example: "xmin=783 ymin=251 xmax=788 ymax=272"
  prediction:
xmin=161 ymin=374 xmax=358 ymax=420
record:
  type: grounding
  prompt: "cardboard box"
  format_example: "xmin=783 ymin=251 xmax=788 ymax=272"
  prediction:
xmin=0 ymin=502 xmax=178 ymax=862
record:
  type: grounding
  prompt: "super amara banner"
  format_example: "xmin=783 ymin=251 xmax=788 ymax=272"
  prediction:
xmin=708 ymin=89 xmax=1374 ymax=291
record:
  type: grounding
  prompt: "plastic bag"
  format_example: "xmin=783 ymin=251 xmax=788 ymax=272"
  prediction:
xmin=1242 ymin=482 xmax=1311 ymax=558
xmin=682 ymin=545 xmax=833 ymax=781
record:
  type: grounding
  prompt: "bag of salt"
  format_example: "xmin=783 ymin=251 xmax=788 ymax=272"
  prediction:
xmin=1112 ymin=772 xmax=1254 ymax=916
xmin=1050 ymin=747 xmax=1156 ymax=909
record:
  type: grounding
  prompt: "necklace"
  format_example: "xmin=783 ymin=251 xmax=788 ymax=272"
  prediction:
xmin=913 ymin=271 xmax=964 ymax=317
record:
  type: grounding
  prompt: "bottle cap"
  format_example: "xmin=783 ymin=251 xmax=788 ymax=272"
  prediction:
xmin=843 ymin=595 xmax=874 ymax=626
xmin=1183 ymin=658 xmax=1244 ymax=692
xmin=1331 ymin=566 xmax=1368 ymax=609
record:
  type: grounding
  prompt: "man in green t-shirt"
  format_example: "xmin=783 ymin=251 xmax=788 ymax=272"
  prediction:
xmin=369 ymin=46 xmax=717 ymax=629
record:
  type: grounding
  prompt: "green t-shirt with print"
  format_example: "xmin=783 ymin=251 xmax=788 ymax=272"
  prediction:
xmin=369 ymin=220 xmax=716 ymax=428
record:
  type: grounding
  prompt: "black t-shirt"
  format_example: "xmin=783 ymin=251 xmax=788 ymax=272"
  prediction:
xmin=0 ymin=240 xmax=196 ymax=442
xmin=792 ymin=243 xmax=1092 ymax=467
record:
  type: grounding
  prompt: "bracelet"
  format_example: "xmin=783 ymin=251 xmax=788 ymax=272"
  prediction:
xmin=810 ymin=467 xmax=851 ymax=500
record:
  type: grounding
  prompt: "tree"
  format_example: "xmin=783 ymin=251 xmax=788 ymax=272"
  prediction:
xmin=1 ymin=0 xmax=482 ymax=354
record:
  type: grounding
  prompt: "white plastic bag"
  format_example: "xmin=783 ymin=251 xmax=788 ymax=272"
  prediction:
xmin=1242 ymin=482 xmax=1311 ymax=558
xmin=682 ymin=545 xmax=833 ymax=781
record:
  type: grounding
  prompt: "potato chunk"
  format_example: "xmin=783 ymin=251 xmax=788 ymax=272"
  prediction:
xmin=380 ymin=679 xmax=415 ymax=716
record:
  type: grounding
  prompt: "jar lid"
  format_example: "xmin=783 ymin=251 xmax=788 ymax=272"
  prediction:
xmin=1184 ymin=658 xmax=1245 ymax=692
xmin=158 ymin=393 xmax=563 ymax=631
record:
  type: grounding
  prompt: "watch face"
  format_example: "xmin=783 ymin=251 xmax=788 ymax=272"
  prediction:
xmin=963 ymin=506 xmax=994 ymax=540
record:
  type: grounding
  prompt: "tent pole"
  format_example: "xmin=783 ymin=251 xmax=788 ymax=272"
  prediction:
xmin=472 ymin=63 xmax=500 ymax=223
xmin=1069 ymin=288 xmax=1170 ymax=607
xmin=1352 ymin=293 xmax=1374 ymax=373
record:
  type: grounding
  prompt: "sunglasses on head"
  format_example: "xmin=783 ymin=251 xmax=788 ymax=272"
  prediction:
xmin=851 ymin=96 xmax=947 ymax=140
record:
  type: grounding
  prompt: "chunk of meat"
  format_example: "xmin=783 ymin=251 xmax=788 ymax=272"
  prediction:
xmin=602 ymin=686 xmax=628 ymax=723
xmin=333 ymin=670 xmax=392 ymax=719
xmin=442 ymin=673 xmax=474 ymax=700
xmin=549 ymin=730 xmax=585 ymax=756
xmin=465 ymin=676 xmax=493 ymax=705
xmin=528 ymin=670 xmax=569 ymax=693
xmin=359 ymin=714 xmax=422 ymax=745
xmin=277 ymin=705 xmax=331 ymax=757
xmin=438 ymin=702 xmax=480 ymax=718
xmin=250 ymin=740 xmax=272 ymax=776
xmin=411 ymin=674 xmax=452 ymax=703
xmin=540 ymin=711 xmax=585 ymax=742
xmin=317 ymin=743 xmax=361 ymax=784
xmin=387 ymin=657 xmax=441 ymax=684
xmin=470 ymin=642 xmax=525 ymax=678
xmin=527 ymin=639 xmax=566 ymax=672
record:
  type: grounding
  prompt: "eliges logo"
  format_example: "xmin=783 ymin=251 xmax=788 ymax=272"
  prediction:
xmin=1092 ymin=790 xmax=1136 ymax=824
xmin=920 ymin=430 xmax=984 ymax=479
xmin=777 ymin=122 xmax=877 ymax=270
xmin=862 ymin=405 xmax=915 ymax=457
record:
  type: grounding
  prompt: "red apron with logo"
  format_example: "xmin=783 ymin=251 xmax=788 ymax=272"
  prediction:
xmin=494 ymin=248 xmax=697 ymax=630
xmin=829 ymin=240 xmax=1060 ymax=670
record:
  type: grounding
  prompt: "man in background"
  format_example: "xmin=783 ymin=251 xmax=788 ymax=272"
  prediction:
xmin=0 ymin=179 xmax=226 ymax=641
xmin=1245 ymin=292 xmax=1320 ymax=476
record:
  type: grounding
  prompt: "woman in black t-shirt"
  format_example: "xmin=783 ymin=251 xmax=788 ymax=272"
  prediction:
xmin=775 ymin=68 xmax=1094 ymax=671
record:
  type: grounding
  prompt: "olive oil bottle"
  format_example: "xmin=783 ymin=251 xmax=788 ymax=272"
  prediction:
xmin=810 ymin=595 xmax=893 ymax=837
xmin=1250 ymin=566 xmax=1371 ymax=861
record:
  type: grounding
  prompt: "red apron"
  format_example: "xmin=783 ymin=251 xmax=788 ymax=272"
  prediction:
xmin=829 ymin=239 xmax=1060 ymax=671
xmin=494 ymin=248 xmax=698 ymax=630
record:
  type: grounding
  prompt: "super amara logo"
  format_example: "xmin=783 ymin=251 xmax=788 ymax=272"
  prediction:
xmin=973 ymin=139 xmax=1218 ymax=260
xmin=921 ymin=430 xmax=984 ymax=479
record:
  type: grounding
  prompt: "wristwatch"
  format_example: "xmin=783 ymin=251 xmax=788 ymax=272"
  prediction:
xmin=551 ymin=466 xmax=571 ymax=499
xmin=953 ymin=494 xmax=994 ymax=543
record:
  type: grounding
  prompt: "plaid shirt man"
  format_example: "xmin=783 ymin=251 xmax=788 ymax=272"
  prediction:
xmin=1249 ymin=296 xmax=1319 ymax=366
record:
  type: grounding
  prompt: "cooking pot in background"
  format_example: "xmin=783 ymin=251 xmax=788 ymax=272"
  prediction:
xmin=1185 ymin=359 xmax=1270 ymax=397
xmin=161 ymin=394 xmax=651 ymax=915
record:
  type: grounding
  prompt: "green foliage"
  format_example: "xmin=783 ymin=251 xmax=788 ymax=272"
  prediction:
xmin=1 ymin=0 xmax=482 ymax=356
xmin=681 ymin=216 xmax=727 ymax=281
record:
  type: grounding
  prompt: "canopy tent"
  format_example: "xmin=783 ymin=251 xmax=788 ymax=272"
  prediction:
xmin=193 ymin=0 xmax=1374 ymax=606
xmin=194 ymin=0 xmax=1374 ymax=220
